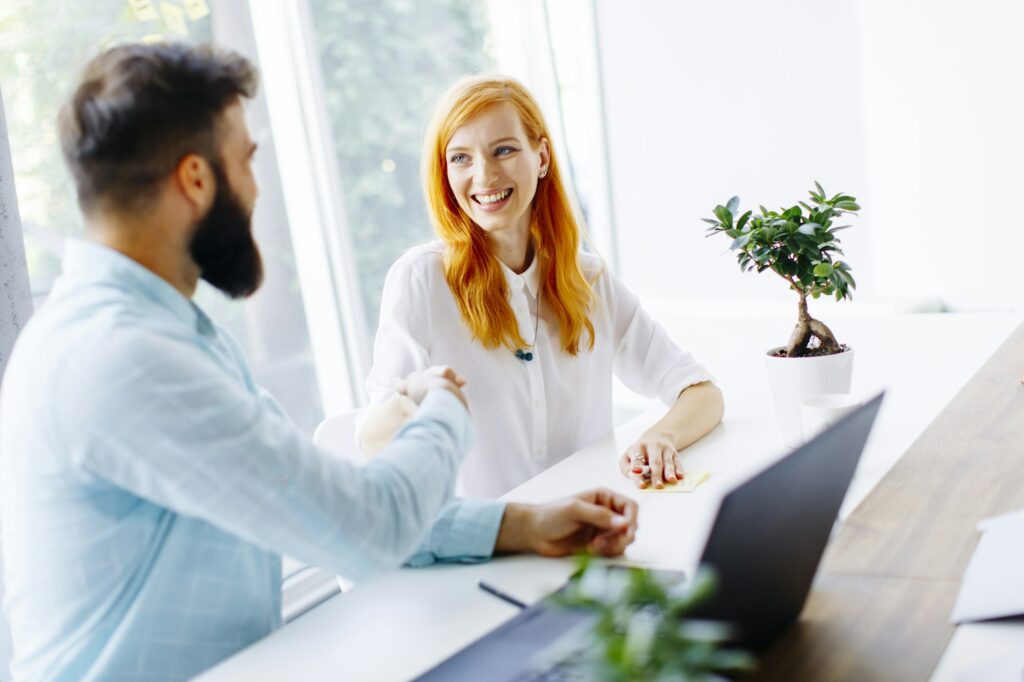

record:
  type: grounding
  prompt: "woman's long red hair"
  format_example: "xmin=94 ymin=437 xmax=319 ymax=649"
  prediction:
xmin=421 ymin=75 xmax=595 ymax=354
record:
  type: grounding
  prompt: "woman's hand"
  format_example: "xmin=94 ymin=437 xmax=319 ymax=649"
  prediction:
xmin=617 ymin=382 xmax=723 ymax=488
xmin=618 ymin=433 xmax=681 ymax=489
xmin=397 ymin=365 xmax=468 ymax=408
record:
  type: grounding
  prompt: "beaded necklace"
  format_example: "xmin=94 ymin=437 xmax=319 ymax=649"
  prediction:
xmin=514 ymin=288 xmax=541 ymax=362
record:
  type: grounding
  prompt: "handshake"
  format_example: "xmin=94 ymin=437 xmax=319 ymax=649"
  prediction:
xmin=358 ymin=365 xmax=639 ymax=559
xmin=397 ymin=365 xmax=470 ymax=409
xmin=356 ymin=365 xmax=469 ymax=458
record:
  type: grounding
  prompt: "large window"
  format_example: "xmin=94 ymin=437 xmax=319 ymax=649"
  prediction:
xmin=543 ymin=0 xmax=618 ymax=271
xmin=0 ymin=1 xmax=211 ymax=303
xmin=0 ymin=0 xmax=324 ymax=432
xmin=307 ymin=0 xmax=495 ymax=357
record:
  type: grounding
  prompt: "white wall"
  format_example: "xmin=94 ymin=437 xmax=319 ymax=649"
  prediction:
xmin=858 ymin=0 xmax=1024 ymax=311
xmin=596 ymin=0 xmax=1024 ymax=312
xmin=597 ymin=0 xmax=873 ymax=307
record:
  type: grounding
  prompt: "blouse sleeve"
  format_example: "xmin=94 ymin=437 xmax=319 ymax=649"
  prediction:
xmin=356 ymin=253 xmax=435 ymax=450
xmin=366 ymin=254 xmax=435 ymax=402
xmin=606 ymin=269 xmax=715 ymax=406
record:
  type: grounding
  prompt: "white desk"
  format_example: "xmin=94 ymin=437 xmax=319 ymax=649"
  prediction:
xmin=199 ymin=311 xmax=1022 ymax=681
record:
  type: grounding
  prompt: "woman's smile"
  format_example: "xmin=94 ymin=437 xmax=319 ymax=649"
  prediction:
xmin=472 ymin=188 xmax=513 ymax=212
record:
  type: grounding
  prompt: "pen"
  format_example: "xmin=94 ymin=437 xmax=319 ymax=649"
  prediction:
xmin=478 ymin=580 xmax=527 ymax=609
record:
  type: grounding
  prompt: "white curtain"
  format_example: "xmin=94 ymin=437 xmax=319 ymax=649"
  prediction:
xmin=0 ymin=86 xmax=34 ymax=383
xmin=0 ymin=84 xmax=33 ymax=678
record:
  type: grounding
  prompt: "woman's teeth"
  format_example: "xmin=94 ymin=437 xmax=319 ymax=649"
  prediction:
xmin=475 ymin=189 xmax=512 ymax=205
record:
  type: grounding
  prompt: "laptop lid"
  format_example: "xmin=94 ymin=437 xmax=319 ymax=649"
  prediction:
xmin=690 ymin=392 xmax=884 ymax=649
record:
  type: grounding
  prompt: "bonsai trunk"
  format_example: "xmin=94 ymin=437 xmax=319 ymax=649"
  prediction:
xmin=786 ymin=293 xmax=841 ymax=357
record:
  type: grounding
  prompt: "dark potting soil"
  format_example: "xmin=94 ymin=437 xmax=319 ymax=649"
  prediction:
xmin=769 ymin=344 xmax=851 ymax=359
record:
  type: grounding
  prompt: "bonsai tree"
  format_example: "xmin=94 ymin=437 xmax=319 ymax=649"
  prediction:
xmin=552 ymin=555 xmax=755 ymax=681
xmin=703 ymin=183 xmax=859 ymax=358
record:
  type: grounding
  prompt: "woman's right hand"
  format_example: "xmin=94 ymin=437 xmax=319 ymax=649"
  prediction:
xmin=397 ymin=365 xmax=469 ymax=409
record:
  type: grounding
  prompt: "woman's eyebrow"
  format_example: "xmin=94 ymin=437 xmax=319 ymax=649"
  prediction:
xmin=446 ymin=136 xmax=521 ymax=153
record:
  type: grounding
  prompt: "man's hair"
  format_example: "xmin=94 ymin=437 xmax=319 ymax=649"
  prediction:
xmin=58 ymin=42 xmax=258 ymax=213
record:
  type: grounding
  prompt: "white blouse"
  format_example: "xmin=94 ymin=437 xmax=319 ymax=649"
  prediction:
xmin=360 ymin=242 xmax=714 ymax=498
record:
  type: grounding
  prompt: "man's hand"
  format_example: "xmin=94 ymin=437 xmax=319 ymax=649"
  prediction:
xmin=397 ymin=365 xmax=468 ymax=409
xmin=619 ymin=433 xmax=680 ymax=489
xmin=495 ymin=488 xmax=638 ymax=558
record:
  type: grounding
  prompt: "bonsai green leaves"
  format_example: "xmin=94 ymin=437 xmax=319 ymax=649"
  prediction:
xmin=704 ymin=183 xmax=859 ymax=358
xmin=553 ymin=557 xmax=755 ymax=681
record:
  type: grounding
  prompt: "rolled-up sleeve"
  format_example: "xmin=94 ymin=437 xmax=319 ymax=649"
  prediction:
xmin=56 ymin=330 xmax=475 ymax=581
xmin=406 ymin=498 xmax=507 ymax=567
xmin=607 ymin=271 xmax=715 ymax=405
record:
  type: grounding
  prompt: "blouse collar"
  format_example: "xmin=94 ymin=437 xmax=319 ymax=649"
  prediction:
xmin=498 ymin=249 xmax=540 ymax=298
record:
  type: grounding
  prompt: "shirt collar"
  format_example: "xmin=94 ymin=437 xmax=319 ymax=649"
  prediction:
xmin=61 ymin=239 xmax=216 ymax=336
xmin=499 ymin=250 xmax=540 ymax=298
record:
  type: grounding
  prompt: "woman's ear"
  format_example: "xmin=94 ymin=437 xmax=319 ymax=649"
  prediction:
xmin=538 ymin=137 xmax=551 ymax=178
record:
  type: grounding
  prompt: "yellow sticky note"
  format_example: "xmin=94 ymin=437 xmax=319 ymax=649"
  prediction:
xmin=182 ymin=0 xmax=210 ymax=21
xmin=129 ymin=0 xmax=160 ymax=22
xmin=160 ymin=1 xmax=188 ymax=35
xmin=642 ymin=471 xmax=711 ymax=493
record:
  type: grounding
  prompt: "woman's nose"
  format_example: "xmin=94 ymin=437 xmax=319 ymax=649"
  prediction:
xmin=474 ymin=156 xmax=499 ymax=186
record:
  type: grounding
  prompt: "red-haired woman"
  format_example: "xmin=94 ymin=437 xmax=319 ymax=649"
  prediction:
xmin=358 ymin=75 xmax=723 ymax=498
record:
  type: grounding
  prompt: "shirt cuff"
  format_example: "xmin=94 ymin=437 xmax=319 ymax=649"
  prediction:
xmin=405 ymin=498 xmax=507 ymax=567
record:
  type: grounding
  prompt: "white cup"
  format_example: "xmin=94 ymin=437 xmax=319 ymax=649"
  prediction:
xmin=800 ymin=394 xmax=862 ymax=441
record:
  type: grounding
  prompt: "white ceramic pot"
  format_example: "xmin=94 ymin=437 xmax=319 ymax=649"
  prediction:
xmin=764 ymin=347 xmax=854 ymax=447
xmin=801 ymin=393 xmax=862 ymax=441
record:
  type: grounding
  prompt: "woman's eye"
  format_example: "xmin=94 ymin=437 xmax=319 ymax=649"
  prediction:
xmin=449 ymin=153 xmax=469 ymax=164
xmin=495 ymin=146 xmax=517 ymax=156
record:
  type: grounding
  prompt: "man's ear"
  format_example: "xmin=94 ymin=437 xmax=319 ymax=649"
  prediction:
xmin=175 ymin=153 xmax=216 ymax=216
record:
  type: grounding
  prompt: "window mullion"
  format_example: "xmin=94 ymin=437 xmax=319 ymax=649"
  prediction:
xmin=245 ymin=0 xmax=369 ymax=412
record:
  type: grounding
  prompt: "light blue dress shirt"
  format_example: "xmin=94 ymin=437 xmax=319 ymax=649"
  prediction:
xmin=0 ymin=240 xmax=507 ymax=681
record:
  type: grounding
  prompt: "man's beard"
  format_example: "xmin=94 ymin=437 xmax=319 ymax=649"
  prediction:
xmin=188 ymin=164 xmax=263 ymax=299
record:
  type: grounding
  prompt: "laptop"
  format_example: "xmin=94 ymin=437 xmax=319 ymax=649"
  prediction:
xmin=415 ymin=393 xmax=885 ymax=681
